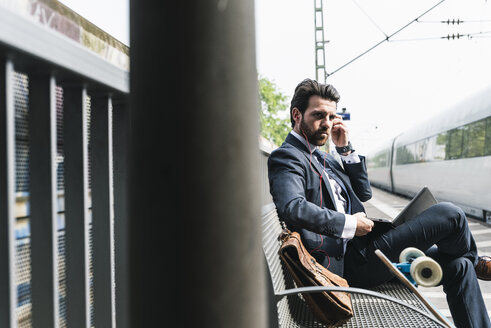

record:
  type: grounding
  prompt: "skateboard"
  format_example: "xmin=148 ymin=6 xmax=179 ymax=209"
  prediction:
xmin=375 ymin=248 xmax=454 ymax=328
xmin=396 ymin=247 xmax=443 ymax=287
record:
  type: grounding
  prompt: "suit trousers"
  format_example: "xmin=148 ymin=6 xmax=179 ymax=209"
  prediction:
xmin=344 ymin=202 xmax=490 ymax=328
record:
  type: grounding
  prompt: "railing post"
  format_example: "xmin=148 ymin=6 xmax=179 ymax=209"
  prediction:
xmin=63 ymin=85 xmax=90 ymax=328
xmin=90 ymin=94 xmax=115 ymax=328
xmin=28 ymin=73 xmax=60 ymax=328
xmin=113 ymin=99 xmax=129 ymax=328
xmin=129 ymin=1 xmax=266 ymax=326
xmin=0 ymin=59 xmax=17 ymax=328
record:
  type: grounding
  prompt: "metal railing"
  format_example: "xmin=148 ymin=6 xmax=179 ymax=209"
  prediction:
xmin=0 ymin=3 xmax=129 ymax=327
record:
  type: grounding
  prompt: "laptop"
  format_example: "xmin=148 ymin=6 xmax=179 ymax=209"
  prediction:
xmin=369 ymin=186 xmax=438 ymax=227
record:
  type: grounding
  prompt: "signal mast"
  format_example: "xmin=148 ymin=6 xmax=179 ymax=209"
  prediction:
xmin=314 ymin=0 xmax=328 ymax=83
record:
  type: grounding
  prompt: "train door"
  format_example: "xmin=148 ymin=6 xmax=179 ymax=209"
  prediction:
xmin=389 ymin=137 xmax=397 ymax=192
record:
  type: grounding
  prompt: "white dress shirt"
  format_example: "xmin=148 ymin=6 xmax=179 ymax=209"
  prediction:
xmin=291 ymin=131 xmax=359 ymax=243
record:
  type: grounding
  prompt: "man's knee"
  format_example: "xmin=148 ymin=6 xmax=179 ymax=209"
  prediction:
xmin=431 ymin=202 xmax=466 ymax=227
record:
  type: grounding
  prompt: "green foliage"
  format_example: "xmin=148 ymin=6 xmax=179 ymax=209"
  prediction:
xmin=258 ymin=76 xmax=291 ymax=146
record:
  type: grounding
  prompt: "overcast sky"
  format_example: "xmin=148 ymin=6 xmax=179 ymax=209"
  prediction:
xmin=59 ymin=0 xmax=491 ymax=153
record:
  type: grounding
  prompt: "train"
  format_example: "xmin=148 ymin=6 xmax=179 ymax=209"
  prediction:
xmin=367 ymin=85 xmax=491 ymax=222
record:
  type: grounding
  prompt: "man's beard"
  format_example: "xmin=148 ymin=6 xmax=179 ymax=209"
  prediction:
xmin=300 ymin=118 xmax=329 ymax=146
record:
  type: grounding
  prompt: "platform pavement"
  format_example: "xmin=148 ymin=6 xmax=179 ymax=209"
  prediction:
xmin=365 ymin=186 xmax=491 ymax=324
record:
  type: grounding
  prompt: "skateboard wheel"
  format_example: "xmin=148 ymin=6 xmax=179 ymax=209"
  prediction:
xmin=410 ymin=256 xmax=443 ymax=287
xmin=399 ymin=247 xmax=425 ymax=263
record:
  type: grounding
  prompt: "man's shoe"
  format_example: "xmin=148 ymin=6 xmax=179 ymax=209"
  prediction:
xmin=476 ymin=256 xmax=491 ymax=281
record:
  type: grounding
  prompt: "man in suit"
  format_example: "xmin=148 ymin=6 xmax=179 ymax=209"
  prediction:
xmin=268 ymin=78 xmax=491 ymax=327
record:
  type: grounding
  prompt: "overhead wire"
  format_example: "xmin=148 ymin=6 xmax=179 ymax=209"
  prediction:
xmin=326 ymin=0 xmax=447 ymax=78
xmin=388 ymin=36 xmax=450 ymax=42
xmin=417 ymin=18 xmax=491 ymax=24
xmin=350 ymin=0 xmax=388 ymax=38
xmin=458 ymin=30 xmax=491 ymax=39
xmin=389 ymin=30 xmax=491 ymax=42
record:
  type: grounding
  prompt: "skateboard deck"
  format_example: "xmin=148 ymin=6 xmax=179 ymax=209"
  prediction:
xmin=375 ymin=249 xmax=454 ymax=328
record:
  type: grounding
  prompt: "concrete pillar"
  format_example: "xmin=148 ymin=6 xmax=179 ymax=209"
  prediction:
xmin=129 ymin=1 xmax=266 ymax=327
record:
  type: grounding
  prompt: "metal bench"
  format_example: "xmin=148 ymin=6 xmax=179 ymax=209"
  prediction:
xmin=262 ymin=203 xmax=449 ymax=327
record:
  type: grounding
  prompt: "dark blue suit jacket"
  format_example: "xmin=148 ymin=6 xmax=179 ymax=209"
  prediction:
xmin=268 ymin=133 xmax=372 ymax=275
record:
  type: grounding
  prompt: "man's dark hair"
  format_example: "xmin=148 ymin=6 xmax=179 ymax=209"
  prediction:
xmin=290 ymin=78 xmax=340 ymax=128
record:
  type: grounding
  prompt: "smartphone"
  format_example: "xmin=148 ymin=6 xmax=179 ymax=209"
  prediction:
xmin=368 ymin=217 xmax=393 ymax=224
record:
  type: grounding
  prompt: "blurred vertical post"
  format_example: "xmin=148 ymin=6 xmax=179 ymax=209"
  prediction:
xmin=0 ymin=59 xmax=16 ymax=328
xmin=29 ymin=73 xmax=59 ymax=328
xmin=129 ymin=0 xmax=266 ymax=327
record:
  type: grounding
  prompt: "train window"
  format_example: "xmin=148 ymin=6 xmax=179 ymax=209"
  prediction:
xmin=485 ymin=116 xmax=491 ymax=156
xmin=447 ymin=127 xmax=464 ymax=160
xmin=396 ymin=144 xmax=417 ymax=164
xmin=415 ymin=139 xmax=428 ymax=162
xmin=368 ymin=150 xmax=388 ymax=168
xmin=390 ymin=117 xmax=491 ymax=164
xmin=425 ymin=134 xmax=445 ymax=161
xmin=409 ymin=143 xmax=418 ymax=163
xmin=378 ymin=151 xmax=388 ymax=167
xmin=424 ymin=137 xmax=435 ymax=161
xmin=463 ymin=119 xmax=486 ymax=158
xmin=395 ymin=146 xmax=405 ymax=164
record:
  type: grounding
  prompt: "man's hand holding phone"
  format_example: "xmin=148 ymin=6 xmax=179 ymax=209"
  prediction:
xmin=354 ymin=212 xmax=374 ymax=236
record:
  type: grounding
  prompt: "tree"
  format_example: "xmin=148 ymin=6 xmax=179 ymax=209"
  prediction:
xmin=258 ymin=76 xmax=290 ymax=146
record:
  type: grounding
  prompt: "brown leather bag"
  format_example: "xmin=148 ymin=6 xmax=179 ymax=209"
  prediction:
xmin=279 ymin=229 xmax=353 ymax=327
